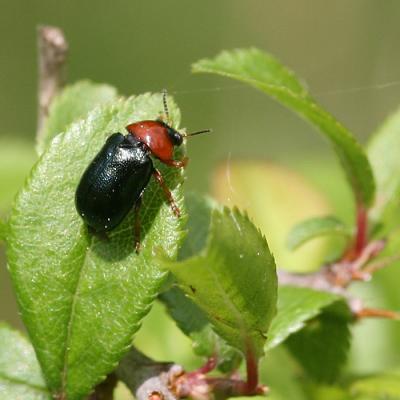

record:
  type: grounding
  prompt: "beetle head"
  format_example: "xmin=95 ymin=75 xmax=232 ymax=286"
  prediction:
xmin=167 ymin=126 xmax=184 ymax=147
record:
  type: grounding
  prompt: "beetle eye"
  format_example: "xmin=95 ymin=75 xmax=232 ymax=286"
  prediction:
xmin=168 ymin=128 xmax=183 ymax=146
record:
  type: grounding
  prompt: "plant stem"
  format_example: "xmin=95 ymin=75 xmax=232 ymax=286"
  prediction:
xmin=37 ymin=25 xmax=68 ymax=139
xmin=354 ymin=204 xmax=368 ymax=256
xmin=354 ymin=205 xmax=368 ymax=255
xmin=341 ymin=204 xmax=369 ymax=262
xmin=88 ymin=373 xmax=117 ymax=400
xmin=195 ymin=356 xmax=217 ymax=375
xmin=245 ymin=345 xmax=258 ymax=394
xmin=355 ymin=307 xmax=400 ymax=320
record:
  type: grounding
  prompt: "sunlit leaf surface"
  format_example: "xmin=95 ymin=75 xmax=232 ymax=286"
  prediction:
xmin=7 ymin=93 xmax=186 ymax=400
xmin=164 ymin=207 xmax=277 ymax=359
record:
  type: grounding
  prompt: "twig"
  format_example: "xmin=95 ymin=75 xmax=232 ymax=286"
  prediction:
xmin=88 ymin=374 xmax=117 ymax=400
xmin=192 ymin=355 xmax=217 ymax=375
xmin=354 ymin=307 xmax=400 ymax=320
xmin=277 ymin=268 xmax=344 ymax=294
xmin=363 ymin=253 xmax=400 ymax=275
xmin=37 ymin=25 xmax=68 ymax=139
xmin=278 ymin=238 xmax=400 ymax=321
xmin=116 ymin=348 xmax=177 ymax=400
xmin=278 ymin=240 xmax=386 ymax=290
xmin=116 ymin=348 xmax=267 ymax=400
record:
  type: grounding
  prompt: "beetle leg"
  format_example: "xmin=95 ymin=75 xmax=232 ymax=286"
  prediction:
xmin=152 ymin=168 xmax=180 ymax=217
xmin=134 ymin=195 xmax=143 ymax=253
xmin=162 ymin=157 xmax=188 ymax=169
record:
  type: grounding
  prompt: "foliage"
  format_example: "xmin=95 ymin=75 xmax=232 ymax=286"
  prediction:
xmin=160 ymin=286 xmax=242 ymax=372
xmin=266 ymin=286 xmax=347 ymax=351
xmin=285 ymin=302 xmax=352 ymax=383
xmin=193 ymin=48 xmax=375 ymax=208
xmin=0 ymin=323 xmax=50 ymax=400
xmin=1 ymin=47 xmax=399 ymax=400
xmin=286 ymin=216 xmax=350 ymax=251
xmin=37 ymin=80 xmax=118 ymax=154
xmin=7 ymin=92 xmax=185 ymax=399
xmin=212 ymin=161 xmax=334 ymax=272
xmin=163 ymin=207 xmax=278 ymax=360
xmin=160 ymin=194 xmax=242 ymax=372
xmin=367 ymin=107 xmax=400 ymax=219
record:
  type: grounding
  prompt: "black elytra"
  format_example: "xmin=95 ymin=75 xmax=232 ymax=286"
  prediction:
xmin=75 ymin=133 xmax=154 ymax=234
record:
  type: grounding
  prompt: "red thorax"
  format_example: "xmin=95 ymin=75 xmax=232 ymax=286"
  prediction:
xmin=126 ymin=120 xmax=174 ymax=163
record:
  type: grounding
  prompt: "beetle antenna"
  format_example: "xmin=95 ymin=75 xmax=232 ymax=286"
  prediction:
xmin=162 ymin=89 xmax=170 ymax=124
xmin=183 ymin=129 xmax=212 ymax=137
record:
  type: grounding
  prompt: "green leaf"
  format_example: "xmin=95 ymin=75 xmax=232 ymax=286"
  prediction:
xmin=193 ymin=48 xmax=375 ymax=207
xmin=368 ymin=107 xmax=400 ymax=220
xmin=286 ymin=302 xmax=351 ymax=383
xmin=37 ymin=80 xmax=118 ymax=154
xmin=160 ymin=287 xmax=241 ymax=372
xmin=0 ymin=322 xmax=50 ymax=400
xmin=178 ymin=192 xmax=218 ymax=260
xmin=350 ymin=370 xmax=400 ymax=400
xmin=266 ymin=286 xmax=346 ymax=351
xmin=213 ymin=161 xmax=335 ymax=272
xmin=7 ymin=93 xmax=186 ymax=400
xmin=287 ymin=216 xmax=350 ymax=251
xmin=164 ymin=207 xmax=277 ymax=359
xmin=161 ymin=194 xmax=241 ymax=371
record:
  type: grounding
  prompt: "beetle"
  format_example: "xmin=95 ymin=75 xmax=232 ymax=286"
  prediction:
xmin=75 ymin=91 xmax=210 ymax=252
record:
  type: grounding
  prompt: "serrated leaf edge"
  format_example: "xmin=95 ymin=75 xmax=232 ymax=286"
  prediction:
xmin=164 ymin=206 xmax=277 ymax=358
xmin=8 ymin=94 xmax=187 ymax=399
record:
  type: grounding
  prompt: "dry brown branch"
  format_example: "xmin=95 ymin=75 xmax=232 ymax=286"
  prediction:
xmin=37 ymin=25 xmax=68 ymax=139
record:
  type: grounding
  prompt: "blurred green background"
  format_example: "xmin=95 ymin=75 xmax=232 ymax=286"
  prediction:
xmin=1 ymin=1 xmax=400 ymax=397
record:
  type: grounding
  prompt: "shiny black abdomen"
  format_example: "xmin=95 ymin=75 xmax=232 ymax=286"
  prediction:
xmin=75 ymin=133 xmax=153 ymax=232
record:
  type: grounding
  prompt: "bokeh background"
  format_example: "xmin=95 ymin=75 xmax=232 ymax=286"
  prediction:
xmin=1 ymin=1 xmax=400 ymax=398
